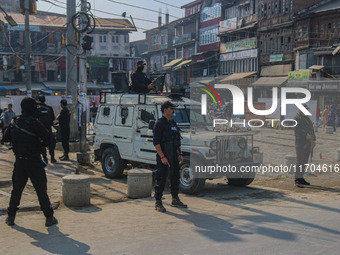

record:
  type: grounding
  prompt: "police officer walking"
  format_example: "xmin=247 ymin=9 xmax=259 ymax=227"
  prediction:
xmin=2 ymin=97 xmax=57 ymax=226
xmin=153 ymin=101 xmax=187 ymax=212
xmin=131 ymin=61 xmax=155 ymax=93
xmin=37 ymin=95 xmax=57 ymax=164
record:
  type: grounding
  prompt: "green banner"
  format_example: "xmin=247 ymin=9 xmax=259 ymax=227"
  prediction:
xmin=87 ymin=57 xmax=110 ymax=67
xmin=269 ymin=54 xmax=283 ymax=62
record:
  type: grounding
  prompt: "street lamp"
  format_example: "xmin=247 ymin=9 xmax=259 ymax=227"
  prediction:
xmin=0 ymin=6 xmax=18 ymax=26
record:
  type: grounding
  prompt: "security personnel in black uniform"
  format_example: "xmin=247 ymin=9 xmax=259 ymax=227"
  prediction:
xmin=57 ymin=99 xmax=70 ymax=161
xmin=153 ymin=101 xmax=187 ymax=212
xmin=2 ymin=97 xmax=58 ymax=226
xmin=294 ymin=104 xmax=316 ymax=186
xmin=37 ymin=95 xmax=57 ymax=164
xmin=131 ymin=61 xmax=155 ymax=93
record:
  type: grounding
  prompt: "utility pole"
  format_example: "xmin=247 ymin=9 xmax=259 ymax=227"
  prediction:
xmin=24 ymin=0 xmax=31 ymax=96
xmin=66 ymin=0 xmax=78 ymax=141
xmin=79 ymin=0 xmax=88 ymax=154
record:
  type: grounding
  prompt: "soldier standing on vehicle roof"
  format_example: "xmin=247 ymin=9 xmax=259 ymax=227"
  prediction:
xmin=131 ymin=61 xmax=155 ymax=93
xmin=2 ymin=97 xmax=58 ymax=226
xmin=153 ymin=101 xmax=187 ymax=212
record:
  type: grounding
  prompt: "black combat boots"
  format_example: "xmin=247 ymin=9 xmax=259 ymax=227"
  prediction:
xmin=171 ymin=197 xmax=188 ymax=208
xmin=59 ymin=154 xmax=69 ymax=161
xmin=45 ymin=216 xmax=58 ymax=227
xmin=5 ymin=215 xmax=15 ymax=226
xmin=155 ymin=200 xmax=166 ymax=212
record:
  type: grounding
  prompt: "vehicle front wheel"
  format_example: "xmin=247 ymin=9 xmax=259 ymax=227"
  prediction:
xmin=101 ymin=146 xmax=125 ymax=178
xmin=179 ymin=156 xmax=206 ymax=194
xmin=227 ymin=171 xmax=255 ymax=186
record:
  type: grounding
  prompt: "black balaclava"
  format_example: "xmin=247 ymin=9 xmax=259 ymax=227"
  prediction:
xmin=137 ymin=65 xmax=144 ymax=72
xmin=21 ymin=97 xmax=37 ymax=116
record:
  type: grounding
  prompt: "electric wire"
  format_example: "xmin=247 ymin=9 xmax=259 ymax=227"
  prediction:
xmin=106 ymin=0 xmax=181 ymax=19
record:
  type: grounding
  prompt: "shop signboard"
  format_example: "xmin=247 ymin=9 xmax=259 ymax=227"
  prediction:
xmin=7 ymin=24 xmax=40 ymax=31
xmin=270 ymin=54 xmax=283 ymax=62
xmin=219 ymin=18 xmax=237 ymax=33
xmin=220 ymin=38 xmax=256 ymax=54
xmin=288 ymin=70 xmax=310 ymax=81
xmin=220 ymin=49 xmax=258 ymax=61
xmin=308 ymin=81 xmax=339 ymax=91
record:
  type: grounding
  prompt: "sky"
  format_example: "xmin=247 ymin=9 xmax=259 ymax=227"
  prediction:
xmin=37 ymin=0 xmax=195 ymax=42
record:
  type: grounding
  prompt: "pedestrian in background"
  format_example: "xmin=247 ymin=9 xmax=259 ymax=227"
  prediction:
xmin=2 ymin=97 xmax=57 ymax=226
xmin=153 ymin=101 xmax=187 ymax=212
xmin=327 ymin=105 xmax=337 ymax=132
xmin=336 ymin=104 xmax=340 ymax=128
xmin=2 ymin=104 xmax=16 ymax=136
xmin=316 ymin=105 xmax=321 ymax=127
xmin=294 ymin=104 xmax=316 ymax=186
xmin=37 ymin=95 xmax=57 ymax=164
xmin=90 ymin=102 xmax=98 ymax=124
xmin=322 ymin=106 xmax=329 ymax=128
xmin=56 ymin=99 xmax=70 ymax=161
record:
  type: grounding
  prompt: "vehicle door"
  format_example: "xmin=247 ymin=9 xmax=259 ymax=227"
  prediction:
xmin=135 ymin=105 xmax=157 ymax=160
xmin=114 ymin=105 xmax=135 ymax=156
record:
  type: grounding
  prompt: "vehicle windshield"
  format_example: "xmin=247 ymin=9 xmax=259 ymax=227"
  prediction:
xmin=172 ymin=107 xmax=212 ymax=129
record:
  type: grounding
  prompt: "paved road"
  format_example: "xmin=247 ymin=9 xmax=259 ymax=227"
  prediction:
xmin=1 ymin=187 xmax=340 ymax=255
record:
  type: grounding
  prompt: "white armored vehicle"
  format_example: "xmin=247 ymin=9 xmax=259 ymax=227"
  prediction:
xmin=93 ymin=92 xmax=259 ymax=194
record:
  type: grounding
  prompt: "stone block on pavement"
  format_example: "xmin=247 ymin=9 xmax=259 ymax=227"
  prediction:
xmin=62 ymin=175 xmax=90 ymax=207
xmin=127 ymin=169 xmax=153 ymax=199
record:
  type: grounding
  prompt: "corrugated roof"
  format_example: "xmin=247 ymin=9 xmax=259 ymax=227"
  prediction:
xmin=251 ymin=77 xmax=288 ymax=87
xmin=174 ymin=60 xmax=192 ymax=70
xmin=261 ymin=64 xmax=292 ymax=77
xmin=220 ymin=72 xmax=256 ymax=83
xmin=310 ymin=0 xmax=340 ymax=14
xmin=4 ymin=12 xmax=135 ymax=31
xmin=163 ymin=58 xmax=182 ymax=69
xmin=309 ymin=65 xmax=324 ymax=70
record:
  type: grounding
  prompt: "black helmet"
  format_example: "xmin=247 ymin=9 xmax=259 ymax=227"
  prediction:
xmin=38 ymin=94 xmax=46 ymax=103
xmin=21 ymin=97 xmax=37 ymax=116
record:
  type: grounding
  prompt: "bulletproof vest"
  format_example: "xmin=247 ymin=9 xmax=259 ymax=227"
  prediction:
xmin=170 ymin=120 xmax=181 ymax=149
xmin=11 ymin=116 xmax=42 ymax=157
xmin=37 ymin=104 xmax=53 ymax=128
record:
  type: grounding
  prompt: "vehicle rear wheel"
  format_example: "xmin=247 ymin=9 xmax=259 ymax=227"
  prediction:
xmin=179 ymin=156 xmax=206 ymax=194
xmin=101 ymin=146 xmax=125 ymax=178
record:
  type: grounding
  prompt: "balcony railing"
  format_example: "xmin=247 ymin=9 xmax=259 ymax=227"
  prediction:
xmin=173 ymin=32 xmax=196 ymax=46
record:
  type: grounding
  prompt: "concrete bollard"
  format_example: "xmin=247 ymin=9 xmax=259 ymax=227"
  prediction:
xmin=325 ymin=126 xmax=333 ymax=134
xmin=285 ymin=155 xmax=296 ymax=174
xmin=336 ymin=149 xmax=340 ymax=162
xmin=127 ymin=169 xmax=153 ymax=199
xmin=62 ymin=175 xmax=90 ymax=206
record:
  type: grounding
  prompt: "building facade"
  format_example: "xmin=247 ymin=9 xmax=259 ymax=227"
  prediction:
xmin=220 ymin=0 xmax=259 ymax=75
xmin=0 ymin=11 xmax=136 ymax=94
xmin=257 ymin=0 xmax=325 ymax=77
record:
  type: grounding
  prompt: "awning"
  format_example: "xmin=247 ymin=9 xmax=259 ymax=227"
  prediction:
xmin=261 ymin=64 xmax=292 ymax=77
xmin=286 ymin=81 xmax=309 ymax=88
xmin=174 ymin=60 xmax=192 ymax=70
xmin=333 ymin=45 xmax=340 ymax=55
xmin=309 ymin=65 xmax=324 ymax=70
xmin=251 ymin=77 xmax=288 ymax=87
xmin=189 ymin=79 xmax=215 ymax=87
xmin=220 ymin=72 xmax=256 ymax=83
xmin=2 ymin=83 xmax=48 ymax=91
xmin=163 ymin=58 xmax=182 ymax=69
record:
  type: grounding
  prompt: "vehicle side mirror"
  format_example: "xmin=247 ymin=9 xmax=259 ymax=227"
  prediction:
xmin=149 ymin=120 xmax=155 ymax=130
